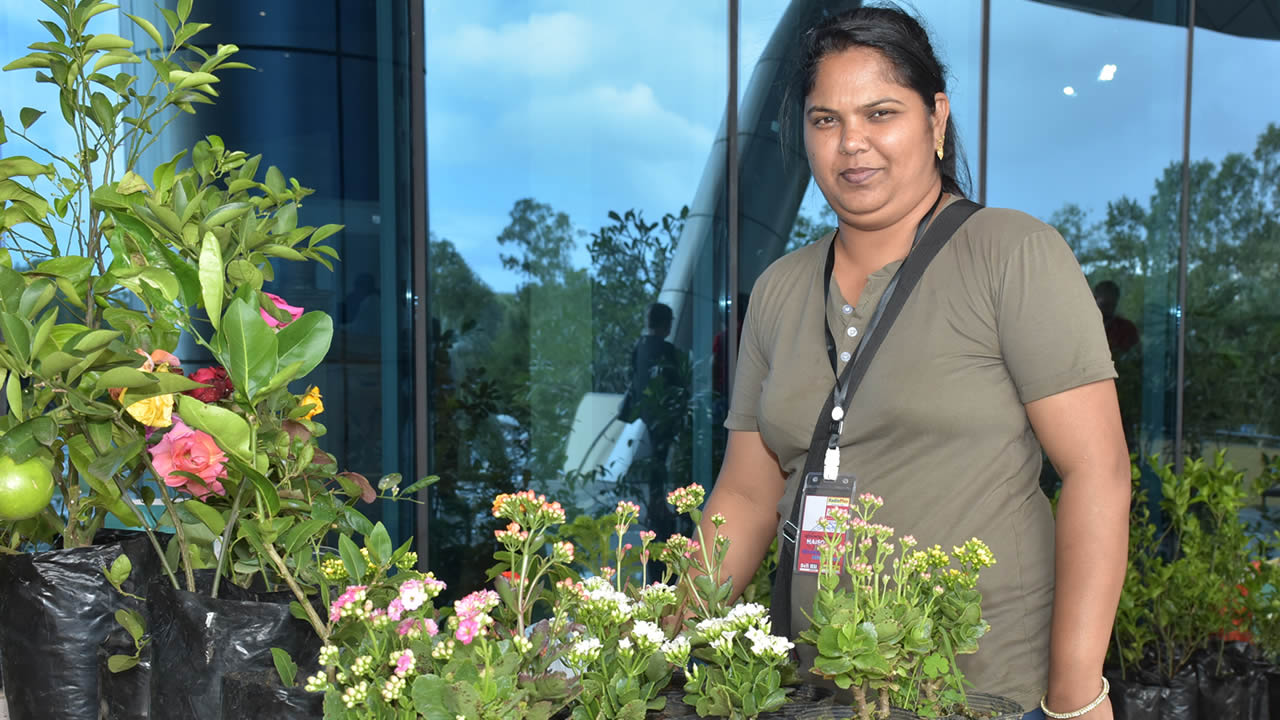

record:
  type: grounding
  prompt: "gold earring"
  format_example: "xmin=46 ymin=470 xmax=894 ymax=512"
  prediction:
xmin=936 ymin=138 xmax=945 ymax=161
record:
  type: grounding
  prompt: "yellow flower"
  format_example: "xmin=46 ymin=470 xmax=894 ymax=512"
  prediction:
xmin=300 ymin=386 xmax=324 ymax=420
xmin=125 ymin=393 xmax=174 ymax=428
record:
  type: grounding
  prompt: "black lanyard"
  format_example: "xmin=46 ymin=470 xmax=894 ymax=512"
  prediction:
xmin=818 ymin=189 xmax=944 ymax=463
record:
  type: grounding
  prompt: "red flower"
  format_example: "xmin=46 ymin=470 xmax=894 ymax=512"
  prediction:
xmin=185 ymin=366 xmax=234 ymax=403
xmin=501 ymin=570 xmax=522 ymax=583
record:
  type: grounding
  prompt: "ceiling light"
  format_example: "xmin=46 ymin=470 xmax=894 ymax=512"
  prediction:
xmin=1098 ymin=64 xmax=1117 ymax=82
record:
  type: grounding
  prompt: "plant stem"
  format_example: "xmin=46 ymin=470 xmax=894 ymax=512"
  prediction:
xmin=139 ymin=459 xmax=197 ymax=592
xmin=263 ymin=543 xmax=329 ymax=642
xmin=109 ymin=472 xmax=180 ymax=589
xmin=211 ymin=481 xmax=249 ymax=599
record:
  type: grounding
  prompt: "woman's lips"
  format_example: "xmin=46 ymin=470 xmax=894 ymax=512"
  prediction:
xmin=839 ymin=168 xmax=879 ymax=184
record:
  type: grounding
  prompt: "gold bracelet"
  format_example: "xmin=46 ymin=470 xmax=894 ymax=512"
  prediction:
xmin=1040 ymin=677 xmax=1110 ymax=719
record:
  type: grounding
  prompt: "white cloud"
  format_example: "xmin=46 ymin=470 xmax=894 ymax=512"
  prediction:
xmin=435 ymin=12 xmax=593 ymax=77
xmin=520 ymin=82 xmax=715 ymax=156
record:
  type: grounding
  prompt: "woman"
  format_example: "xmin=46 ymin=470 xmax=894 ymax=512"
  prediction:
xmin=702 ymin=6 xmax=1129 ymax=720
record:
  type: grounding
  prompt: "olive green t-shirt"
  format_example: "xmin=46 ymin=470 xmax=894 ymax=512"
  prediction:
xmin=726 ymin=202 xmax=1116 ymax=709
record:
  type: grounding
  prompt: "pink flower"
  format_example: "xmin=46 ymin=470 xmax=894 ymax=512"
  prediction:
xmin=455 ymin=617 xmax=480 ymax=645
xmin=423 ymin=618 xmax=439 ymax=636
xmin=329 ymin=585 xmax=368 ymax=622
xmin=396 ymin=618 xmax=438 ymax=638
xmin=387 ymin=598 xmax=405 ymax=621
xmin=393 ymin=650 xmax=415 ymax=677
xmin=149 ymin=420 xmax=228 ymax=499
xmin=260 ymin=292 xmax=304 ymax=329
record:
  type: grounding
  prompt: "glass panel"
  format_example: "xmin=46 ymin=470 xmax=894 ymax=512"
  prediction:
xmin=426 ymin=3 xmax=728 ymax=596
xmin=989 ymin=0 xmax=1187 ymax=475
xmin=122 ymin=0 xmax=420 ymax=541
xmin=1187 ymin=27 xmax=1280 ymax=497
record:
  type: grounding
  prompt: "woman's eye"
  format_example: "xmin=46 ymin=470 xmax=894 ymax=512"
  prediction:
xmin=813 ymin=116 xmax=835 ymax=127
xmin=870 ymin=110 xmax=895 ymax=119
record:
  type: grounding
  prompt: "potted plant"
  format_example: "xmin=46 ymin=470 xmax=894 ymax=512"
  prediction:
xmin=0 ymin=2 xmax=420 ymax=717
xmin=657 ymin=483 xmax=798 ymax=720
xmin=797 ymin=493 xmax=1007 ymax=720
xmin=311 ymin=489 xmax=579 ymax=719
xmin=1108 ymin=453 xmax=1277 ymax=720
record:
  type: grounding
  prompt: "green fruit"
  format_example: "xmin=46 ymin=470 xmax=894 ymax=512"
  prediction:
xmin=0 ymin=455 xmax=55 ymax=521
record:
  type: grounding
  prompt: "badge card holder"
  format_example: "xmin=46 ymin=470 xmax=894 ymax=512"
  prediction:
xmin=792 ymin=472 xmax=856 ymax=575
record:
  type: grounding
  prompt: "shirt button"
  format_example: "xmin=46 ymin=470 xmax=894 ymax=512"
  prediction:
xmin=846 ymin=326 xmax=858 ymax=338
xmin=842 ymin=304 xmax=853 ymax=315
xmin=840 ymin=351 xmax=851 ymax=362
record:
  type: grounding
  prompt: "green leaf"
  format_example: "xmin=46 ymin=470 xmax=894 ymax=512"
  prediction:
xmin=86 ymin=34 xmax=134 ymax=52
xmin=34 ymin=255 xmax=93 ymax=280
xmin=114 ymin=608 xmax=146 ymax=642
xmin=19 ymin=108 xmax=44 ymax=130
xmin=367 ymin=522 xmax=392 ymax=565
xmin=264 ymin=166 xmax=285 ymax=196
xmin=175 ymin=395 xmax=252 ymax=463
xmin=0 ymin=312 xmax=33 ymax=365
xmin=199 ymin=232 xmax=224 ymax=330
xmin=125 ymin=13 xmax=163 ymax=49
xmin=4 ymin=370 xmax=21 ymax=421
xmin=308 ymin=223 xmax=343 ymax=247
xmin=203 ymin=202 xmax=251 ymax=227
xmin=225 ymin=259 xmax=262 ymax=291
xmin=220 ymin=297 xmax=277 ymax=402
xmin=92 ymin=50 xmax=139 ymax=74
xmin=0 ymin=157 xmax=53 ymax=180
xmin=106 ymin=554 xmax=132 ymax=587
xmin=180 ymin=498 xmax=226 ymax=536
xmin=283 ymin=518 xmax=328 ymax=555
xmin=230 ymin=457 xmax=280 ymax=515
xmin=170 ymin=70 xmax=218 ymax=90
xmin=36 ymin=351 xmax=79 ymax=376
xmin=95 ymin=367 xmax=157 ymax=391
xmin=107 ymin=655 xmax=139 ymax=673
xmin=271 ymin=648 xmax=298 ymax=689
xmin=260 ymin=245 xmax=304 ymax=261
xmin=274 ymin=312 xmax=331 ymax=380
xmin=177 ymin=0 xmax=193 ymax=23
xmin=116 ymin=170 xmax=149 ymax=195
xmin=338 ymin=534 xmax=367 ymax=583
xmin=2 ymin=55 xmax=54 ymax=72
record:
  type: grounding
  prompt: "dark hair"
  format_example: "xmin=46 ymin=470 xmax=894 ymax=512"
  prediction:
xmin=647 ymin=302 xmax=674 ymax=331
xmin=1093 ymin=280 xmax=1120 ymax=299
xmin=782 ymin=3 xmax=972 ymax=197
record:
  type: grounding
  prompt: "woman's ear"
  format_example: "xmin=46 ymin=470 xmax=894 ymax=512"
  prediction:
xmin=932 ymin=92 xmax=951 ymax=143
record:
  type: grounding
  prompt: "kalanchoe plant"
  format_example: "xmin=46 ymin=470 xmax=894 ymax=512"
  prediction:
xmin=659 ymin=484 xmax=796 ymax=719
xmin=305 ymin=521 xmax=447 ymax=719
xmin=799 ymin=493 xmax=996 ymax=720
xmin=556 ymin=500 xmax=678 ymax=720
xmin=681 ymin=603 xmax=794 ymax=719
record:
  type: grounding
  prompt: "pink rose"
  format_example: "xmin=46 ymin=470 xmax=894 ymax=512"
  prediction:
xmin=149 ymin=420 xmax=229 ymax=499
xmin=260 ymin=292 xmax=304 ymax=329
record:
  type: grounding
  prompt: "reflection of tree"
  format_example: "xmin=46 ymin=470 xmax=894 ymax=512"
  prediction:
xmin=428 ymin=198 xmax=687 ymax=596
xmin=1051 ymin=123 xmax=1280 ymax=452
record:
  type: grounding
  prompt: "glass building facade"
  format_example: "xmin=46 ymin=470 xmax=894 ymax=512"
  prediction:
xmin=2 ymin=0 xmax=1277 ymax=592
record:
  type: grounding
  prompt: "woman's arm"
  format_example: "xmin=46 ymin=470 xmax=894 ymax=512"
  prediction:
xmin=1025 ymin=378 xmax=1130 ymax=720
xmin=699 ymin=429 xmax=788 ymax=600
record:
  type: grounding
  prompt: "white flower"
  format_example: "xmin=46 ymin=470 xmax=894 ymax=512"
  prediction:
xmin=632 ymin=620 xmax=665 ymax=650
xmin=568 ymin=636 xmax=602 ymax=665
xmin=661 ymin=635 xmax=691 ymax=665
xmin=744 ymin=625 xmax=794 ymax=660
xmin=726 ymin=603 xmax=768 ymax=630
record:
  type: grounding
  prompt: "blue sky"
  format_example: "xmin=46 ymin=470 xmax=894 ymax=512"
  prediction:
xmin=425 ymin=0 xmax=1280 ymax=292
xmin=4 ymin=1 xmax=1278 ymax=292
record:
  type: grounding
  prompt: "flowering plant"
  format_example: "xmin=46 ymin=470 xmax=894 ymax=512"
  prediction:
xmin=0 ymin=0 xmax=425 ymax=663
xmin=658 ymin=484 xmax=797 ymax=719
xmin=315 ymin=490 xmax=579 ymax=719
xmin=556 ymin=500 xmax=680 ymax=719
xmin=798 ymin=493 xmax=995 ymax=720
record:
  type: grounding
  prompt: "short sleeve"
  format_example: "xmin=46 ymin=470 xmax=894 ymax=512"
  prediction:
xmin=997 ymin=230 xmax=1117 ymax=403
xmin=725 ymin=293 xmax=769 ymax=431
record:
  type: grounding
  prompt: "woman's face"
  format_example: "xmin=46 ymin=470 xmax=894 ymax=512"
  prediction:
xmin=804 ymin=46 xmax=949 ymax=231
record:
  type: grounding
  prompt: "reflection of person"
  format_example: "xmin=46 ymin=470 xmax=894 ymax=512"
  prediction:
xmin=699 ymin=7 xmax=1129 ymax=719
xmin=619 ymin=303 xmax=689 ymax=539
xmin=1093 ymin=280 xmax=1139 ymax=355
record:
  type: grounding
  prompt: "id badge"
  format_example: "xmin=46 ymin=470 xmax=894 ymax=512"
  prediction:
xmin=793 ymin=472 xmax=856 ymax=575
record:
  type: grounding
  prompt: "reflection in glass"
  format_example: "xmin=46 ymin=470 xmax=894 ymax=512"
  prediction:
xmin=1187 ymin=27 xmax=1280 ymax=484
xmin=425 ymin=3 xmax=727 ymax=597
xmin=990 ymin=0 xmax=1187 ymax=471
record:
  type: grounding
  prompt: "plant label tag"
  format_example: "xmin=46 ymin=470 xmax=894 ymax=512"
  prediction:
xmin=794 ymin=472 xmax=855 ymax=575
